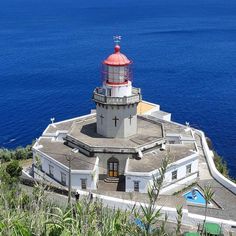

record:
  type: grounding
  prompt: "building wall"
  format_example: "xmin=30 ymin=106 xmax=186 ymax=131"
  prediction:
xmin=33 ymin=151 xmax=98 ymax=190
xmin=151 ymin=111 xmax=171 ymax=121
xmin=125 ymin=156 xmax=199 ymax=193
xmin=96 ymin=153 xmax=133 ymax=178
xmin=104 ymin=82 xmax=132 ymax=97
xmin=33 ymin=167 xmax=62 ymax=186
xmin=161 ymin=172 xmax=198 ymax=194
xmin=96 ymin=103 xmax=137 ymax=138
xmin=163 ymin=157 xmax=199 ymax=186
xmin=35 ymin=153 xmax=67 ymax=184
xmin=71 ymin=173 xmax=93 ymax=190
xmin=125 ymin=175 xmax=151 ymax=193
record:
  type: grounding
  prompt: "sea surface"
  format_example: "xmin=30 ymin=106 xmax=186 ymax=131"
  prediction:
xmin=0 ymin=0 xmax=235 ymax=177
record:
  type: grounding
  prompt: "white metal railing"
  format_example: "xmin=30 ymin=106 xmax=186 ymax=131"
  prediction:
xmin=93 ymin=87 xmax=141 ymax=105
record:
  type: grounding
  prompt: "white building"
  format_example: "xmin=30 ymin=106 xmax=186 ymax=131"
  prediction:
xmin=33 ymin=43 xmax=200 ymax=194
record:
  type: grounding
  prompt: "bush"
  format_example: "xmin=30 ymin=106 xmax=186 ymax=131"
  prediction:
xmin=0 ymin=144 xmax=32 ymax=163
xmin=213 ymin=151 xmax=229 ymax=177
xmin=206 ymin=137 xmax=213 ymax=150
xmin=0 ymin=155 xmax=181 ymax=235
xmin=6 ymin=160 xmax=22 ymax=178
xmin=0 ymin=148 xmax=12 ymax=162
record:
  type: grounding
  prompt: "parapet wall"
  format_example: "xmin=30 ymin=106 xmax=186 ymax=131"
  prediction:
xmin=197 ymin=130 xmax=236 ymax=194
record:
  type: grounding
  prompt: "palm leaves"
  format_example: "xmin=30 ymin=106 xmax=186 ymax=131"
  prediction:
xmin=202 ymin=184 xmax=215 ymax=235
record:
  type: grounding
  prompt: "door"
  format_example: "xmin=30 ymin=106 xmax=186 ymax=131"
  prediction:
xmin=108 ymin=158 xmax=119 ymax=177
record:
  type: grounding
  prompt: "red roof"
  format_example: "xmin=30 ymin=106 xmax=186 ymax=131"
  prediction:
xmin=103 ymin=45 xmax=131 ymax=66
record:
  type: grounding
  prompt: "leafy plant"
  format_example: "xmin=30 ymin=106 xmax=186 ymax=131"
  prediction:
xmin=137 ymin=156 xmax=169 ymax=236
xmin=202 ymin=184 xmax=215 ymax=235
xmin=0 ymin=152 xmax=184 ymax=236
xmin=176 ymin=205 xmax=183 ymax=236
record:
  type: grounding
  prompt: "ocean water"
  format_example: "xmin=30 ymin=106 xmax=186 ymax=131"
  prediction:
xmin=0 ymin=0 xmax=235 ymax=177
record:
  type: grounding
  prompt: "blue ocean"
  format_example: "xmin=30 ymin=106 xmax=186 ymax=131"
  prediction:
xmin=0 ymin=0 xmax=235 ymax=177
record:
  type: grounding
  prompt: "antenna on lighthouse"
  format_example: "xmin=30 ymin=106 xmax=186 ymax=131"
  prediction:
xmin=113 ymin=35 xmax=122 ymax=45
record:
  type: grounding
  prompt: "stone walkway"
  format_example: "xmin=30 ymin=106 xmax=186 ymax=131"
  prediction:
xmin=194 ymin=132 xmax=212 ymax=181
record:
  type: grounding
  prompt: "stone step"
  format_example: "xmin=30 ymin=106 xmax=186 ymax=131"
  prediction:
xmin=104 ymin=177 xmax=119 ymax=183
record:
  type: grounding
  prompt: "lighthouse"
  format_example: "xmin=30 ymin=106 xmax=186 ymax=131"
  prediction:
xmin=34 ymin=37 xmax=201 ymax=196
xmin=93 ymin=38 xmax=142 ymax=138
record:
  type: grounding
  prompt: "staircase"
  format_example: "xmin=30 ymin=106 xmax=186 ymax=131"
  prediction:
xmin=104 ymin=177 xmax=119 ymax=183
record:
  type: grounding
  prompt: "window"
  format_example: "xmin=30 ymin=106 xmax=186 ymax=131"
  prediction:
xmin=134 ymin=181 xmax=139 ymax=192
xmin=107 ymin=88 xmax=111 ymax=96
xmin=169 ymin=140 xmax=175 ymax=144
xmin=61 ymin=172 xmax=66 ymax=186
xmin=49 ymin=165 xmax=54 ymax=177
xmin=81 ymin=179 xmax=87 ymax=190
xmin=186 ymin=164 xmax=192 ymax=175
xmin=172 ymin=170 xmax=177 ymax=181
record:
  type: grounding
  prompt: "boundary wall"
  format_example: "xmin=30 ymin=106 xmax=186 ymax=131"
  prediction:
xmin=196 ymin=130 xmax=236 ymax=194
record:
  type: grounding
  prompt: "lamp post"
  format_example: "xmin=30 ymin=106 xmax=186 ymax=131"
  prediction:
xmin=67 ymin=153 xmax=72 ymax=205
xmin=66 ymin=148 xmax=78 ymax=206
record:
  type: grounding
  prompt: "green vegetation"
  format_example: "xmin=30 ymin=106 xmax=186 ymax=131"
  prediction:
xmin=176 ymin=205 xmax=183 ymax=236
xmin=0 ymin=155 xmax=188 ymax=236
xmin=0 ymin=144 xmax=33 ymax=163
xmin=213 ymin=151 xmax=229 ymax=177
xmin=213 ymin=151 xmax=236 ymax=183
xmin=207 ymin=137 xmax=235 ymax=182
xmin=202 ymin=185 xmax=215 ymax=236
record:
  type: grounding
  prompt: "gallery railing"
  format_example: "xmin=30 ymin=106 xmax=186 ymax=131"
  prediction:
xmin=93 ymin=87 xmax=141 ymax=105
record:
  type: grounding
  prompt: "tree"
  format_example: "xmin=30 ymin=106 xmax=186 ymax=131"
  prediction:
xmin=202 ymin=184 xmax=215 ymax=234
xmin=0 ymin=148 xmax=12 ymax=162
xmin=6 ymin=160 xmax=22 ymax=179
xmin=0 ymin=161 xmax=23 ymax=209
xmin=1 ymin=160 xmax=23 ymax=186
xmin=139 ymin=156 xmax=169 ymax=235
xmin=15 ymin=148 xmax=27 ymax=160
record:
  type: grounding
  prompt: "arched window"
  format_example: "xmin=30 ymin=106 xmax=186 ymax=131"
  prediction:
xmin=107 ymin=157 xmax=119 ymax=177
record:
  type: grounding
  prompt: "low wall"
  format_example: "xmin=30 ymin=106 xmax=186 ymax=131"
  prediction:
xmin=196 ymin=130 xmax=236 ymax=194
xmin=76 ymin=189 xmax=236 ymax=228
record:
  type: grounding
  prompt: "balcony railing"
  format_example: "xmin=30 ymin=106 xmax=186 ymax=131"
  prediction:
xmin=93 ymin=87 xmax=141 ymax=105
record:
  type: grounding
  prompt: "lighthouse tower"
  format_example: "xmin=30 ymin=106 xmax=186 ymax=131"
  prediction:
xmin=93 ymin=38 xmax=142 ymax=138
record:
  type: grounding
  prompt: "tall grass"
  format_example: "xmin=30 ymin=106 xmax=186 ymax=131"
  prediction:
xmin=0 ymin=156 xmax=184 ymax=236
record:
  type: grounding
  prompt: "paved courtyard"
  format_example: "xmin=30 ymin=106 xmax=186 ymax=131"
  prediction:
xmin=92 ymin=129 xmax=236 ymax=223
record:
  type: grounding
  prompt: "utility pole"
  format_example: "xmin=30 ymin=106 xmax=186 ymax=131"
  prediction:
xmin=68 ymin=156 xmax=71 ymax=204
xmin=66 ymin=148 xmax=78 ymax=206
xmin=67 ymin=153 xmax=72 ymax=205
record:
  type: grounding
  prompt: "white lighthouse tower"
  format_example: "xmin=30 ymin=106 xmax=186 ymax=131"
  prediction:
xmin=93 ymin=37 xmax=142 ymax=138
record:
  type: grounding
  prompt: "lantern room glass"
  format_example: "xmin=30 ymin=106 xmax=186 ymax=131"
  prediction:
xmin=102 ymin=64 xmax=133 ymax=84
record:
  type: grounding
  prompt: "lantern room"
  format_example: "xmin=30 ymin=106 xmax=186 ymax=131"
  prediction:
xmin=102 ymin=45 xmax=133 ymax=85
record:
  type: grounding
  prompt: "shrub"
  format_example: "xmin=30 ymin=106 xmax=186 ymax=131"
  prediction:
xmin=213 ymin=151 xmax=229 ymax=177
xmin=6 ymin=160 xmax=22 ymax=179
xmin=0 ymin=144 xmax=32 ymax=163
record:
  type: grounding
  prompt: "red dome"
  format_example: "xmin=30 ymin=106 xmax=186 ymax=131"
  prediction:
xmin=103 ymin=45 xmax=131 ymax=66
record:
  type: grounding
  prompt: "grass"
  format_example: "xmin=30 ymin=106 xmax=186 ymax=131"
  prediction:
xmin=0 ymin=182 xmax=182 ymax=235
xmin=18 ymin=158 xmax=33 ymax=167
xmin=0 ymin=155 xmax=188 ymax=236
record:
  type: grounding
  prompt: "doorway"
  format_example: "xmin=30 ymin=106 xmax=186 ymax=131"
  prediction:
xmin=107 ymin=157 xmax=119 ymax=177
